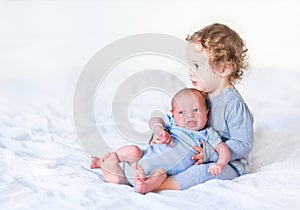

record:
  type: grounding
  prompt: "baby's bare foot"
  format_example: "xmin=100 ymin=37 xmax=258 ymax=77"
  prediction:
xmin=101 ymin=152 xmax=127 ymax=184
xmin=91 ymin=156 xmax=102 ymax=169
xmin=133 ymin=163 xmax=147 ymax=194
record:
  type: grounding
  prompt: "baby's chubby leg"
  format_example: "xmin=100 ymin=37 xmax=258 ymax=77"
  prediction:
xmin=90 ymin=145 xmax=143 ymax=169
xmin=116 ymin=145 xmax=144 ymax=163
xmin=101 ymin=152 xmax=129 ymax=185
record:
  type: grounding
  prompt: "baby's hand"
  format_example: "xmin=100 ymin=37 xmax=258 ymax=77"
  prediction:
xmin=158 ymin=130 xmax=174 ymax=147
xmin=208 ymin=163 xmax=225 ymax=176
xmin=149 ymin=135 xmax=160 ymax=145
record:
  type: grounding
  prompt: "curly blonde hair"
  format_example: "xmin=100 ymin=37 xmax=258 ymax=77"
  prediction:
xmin=186 ymin=23 xmax=248 ymax=84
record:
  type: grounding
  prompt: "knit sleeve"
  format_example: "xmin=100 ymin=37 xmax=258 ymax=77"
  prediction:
xmin=225 ymin=100 xmax=254 ymax=160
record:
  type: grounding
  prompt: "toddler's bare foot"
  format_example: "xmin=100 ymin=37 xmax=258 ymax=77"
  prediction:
xmin=101 ymin=152 xmax=128 ymax=184
xmin=133 ymin=163 xmax=147 ymax=194
xmin=91 ymin=156 xmax=102 ymax=169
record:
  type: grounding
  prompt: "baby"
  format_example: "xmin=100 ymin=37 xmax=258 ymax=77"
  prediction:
xmin=91 ymin=88 xmax=230 ymax=194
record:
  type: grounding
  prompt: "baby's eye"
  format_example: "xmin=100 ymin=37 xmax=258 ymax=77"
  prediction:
xmin=178 ymin=111 xmax=185 ymax=115
xmin=193 ymin=108 xmax=200 ymax=113
xmin=194 ymin=64 xmax=199 ymax=69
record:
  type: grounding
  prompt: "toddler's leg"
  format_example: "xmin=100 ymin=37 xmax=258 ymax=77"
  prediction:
xmin=133 ymin=163 xmax=167 ymax=194
xmin=101 ymin=152 xmax=129 ymax=185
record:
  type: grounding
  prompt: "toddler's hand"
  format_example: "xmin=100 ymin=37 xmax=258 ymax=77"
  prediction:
xmin=208 ymin=163 xmax=225 ymax=176
xmin=192 ymin=143 xmax=204 ymax=165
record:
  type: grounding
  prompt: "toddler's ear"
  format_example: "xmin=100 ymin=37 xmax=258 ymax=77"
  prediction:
xmin=219 ymin=63 xmax=233 ymax=78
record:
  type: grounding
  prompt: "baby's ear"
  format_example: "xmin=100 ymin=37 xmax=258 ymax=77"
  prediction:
xmin=206 ymin=109 xmax=209 ymax=115
xmin=170 ymin=109 xmax=174 ymax=117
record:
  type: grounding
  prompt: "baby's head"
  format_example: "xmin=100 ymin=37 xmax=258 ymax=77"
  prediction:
xmin=187 ymin=23 xmax=248 ymax=84
xmin=171 ymin=88 xmax=209 ymax=131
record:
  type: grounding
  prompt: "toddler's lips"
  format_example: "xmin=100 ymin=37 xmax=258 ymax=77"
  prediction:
xmin=191 ymin=80 xmax=197 ymax=86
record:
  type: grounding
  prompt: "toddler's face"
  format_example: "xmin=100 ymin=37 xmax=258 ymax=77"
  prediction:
xmin=186 ymin=43 xmax=220 ymax=93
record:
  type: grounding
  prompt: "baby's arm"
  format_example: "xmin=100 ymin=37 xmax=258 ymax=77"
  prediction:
xmin=208 ymin=142 xmax=230 ymax=176
xmin=149 ymin=117 xmax=173 ymax=146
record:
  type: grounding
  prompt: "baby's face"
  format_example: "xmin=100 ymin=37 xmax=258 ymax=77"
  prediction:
xmin=186 ymin=43 xmax=220 ymax=93
xmin=171 ymin=92 xmax=208 ymax=131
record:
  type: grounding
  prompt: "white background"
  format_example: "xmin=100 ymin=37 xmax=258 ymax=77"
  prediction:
xmin=1 ymin=1 xmax=300 ymax=209
xmin=1 ymin=0 xmax=300 ymax=84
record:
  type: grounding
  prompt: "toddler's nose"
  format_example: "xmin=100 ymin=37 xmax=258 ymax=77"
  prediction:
xmin=189 ymin=69 xmax=195 ymax=77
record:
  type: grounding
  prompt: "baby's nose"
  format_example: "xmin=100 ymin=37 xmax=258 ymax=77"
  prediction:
xmin=187 ymin=111 xmax=195 ymax=117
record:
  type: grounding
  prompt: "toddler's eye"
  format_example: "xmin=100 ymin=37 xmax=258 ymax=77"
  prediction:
xmin=194 ymin=64 xmax=199 ymax=69
xmin=193 ymin=108 xmax=200 ymax=113
xmin=179 ymin=111 xmax=185 ymax=115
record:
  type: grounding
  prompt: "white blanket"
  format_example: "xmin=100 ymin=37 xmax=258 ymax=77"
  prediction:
xmin=1 ymin=1 xmax=300 ymax=209
xmin=1 ymin=68 xmax=300 ymax=210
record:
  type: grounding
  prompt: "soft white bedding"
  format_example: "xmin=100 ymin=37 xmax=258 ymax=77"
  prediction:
xmin=1 ymin=68 xmax=300 ymax=210
xmin=1 ymin=1 xmax=300 ymax=210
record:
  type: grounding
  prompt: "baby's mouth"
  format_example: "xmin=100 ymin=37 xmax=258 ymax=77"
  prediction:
xmin=187 ymin=121 xmax=197 ymax=127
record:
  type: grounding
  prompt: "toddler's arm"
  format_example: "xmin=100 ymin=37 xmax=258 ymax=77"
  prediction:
xmin=225 ymin=100 xmax=254 ymax=160
xmin=208 ymin=142 xmax=230 ymax=176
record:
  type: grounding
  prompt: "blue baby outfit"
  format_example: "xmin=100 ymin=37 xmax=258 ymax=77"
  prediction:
xmin=125 ymin=115 xmax=222 ymax=186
